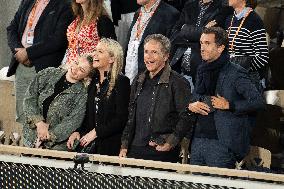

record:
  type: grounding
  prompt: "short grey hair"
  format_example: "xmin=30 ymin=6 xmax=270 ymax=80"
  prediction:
xmin=144 ymin=34 xmax=171 ymax=54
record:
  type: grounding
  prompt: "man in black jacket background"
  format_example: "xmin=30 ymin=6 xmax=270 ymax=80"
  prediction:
xmin=169 ymin=0 xmax=232 ymax=91
xmin=6 ymin=0 xmax=73 ymax=122
xmin=124 ymin=0 xmax=179 ymax=84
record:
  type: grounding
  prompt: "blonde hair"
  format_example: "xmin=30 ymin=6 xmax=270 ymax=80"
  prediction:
xmin=71 ymin=0 xmax=107 ymax=24
xmin=99 ymin=38 xmax=124 ymax=97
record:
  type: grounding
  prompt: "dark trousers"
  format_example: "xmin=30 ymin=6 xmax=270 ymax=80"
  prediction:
xmin=190 ymin=138 xmax=236 ymax=169
xmin=128 ymin=145 xmax=180 ymax=163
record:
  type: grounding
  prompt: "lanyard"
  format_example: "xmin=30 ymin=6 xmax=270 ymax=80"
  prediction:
xmin=135 ymin=4 xmax=158 ymax=40
xmin=27 ymin=0 xmax=49 ymax=30
xmin=228 ymin=8 xmax=252 ymax=51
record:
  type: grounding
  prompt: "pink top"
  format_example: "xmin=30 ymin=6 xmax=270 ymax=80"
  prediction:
xmin=21 ymin=0 xmax=50 ymax=48
xmin=65 ymin=17 xmax=100 ymax=64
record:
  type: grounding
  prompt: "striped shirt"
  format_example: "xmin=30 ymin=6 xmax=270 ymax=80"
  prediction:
xmin=226 ymin=11 xmax=269 ymax=72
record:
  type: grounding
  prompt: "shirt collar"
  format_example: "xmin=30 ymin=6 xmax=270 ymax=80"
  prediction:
xmin=235 ymin=7 xmax=250 ymax=20
xmin=141 ymin=0 xmax=160 ymax=13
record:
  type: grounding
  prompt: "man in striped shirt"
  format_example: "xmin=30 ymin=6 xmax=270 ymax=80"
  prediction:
xmin=226 ymin=0 xmax=269 ymax=90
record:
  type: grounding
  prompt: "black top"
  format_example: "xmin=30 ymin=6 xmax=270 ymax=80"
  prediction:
xmin=76 ymin=71 xmax=131 ymax=155
xmin=42 ymin=74 xmax=74 ymax=120
xmin=132 ymin=70 xmax=163 ymax=146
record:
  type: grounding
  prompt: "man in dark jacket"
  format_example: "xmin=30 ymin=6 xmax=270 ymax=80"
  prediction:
xmin=119 ymin=34 xmax=191 ymax=162
xmin=188 ymin=27 xmax=265 ymax=168
xmin=124 ymin=0 xmax=179 ymax=83
xmin=6 ymin=0 xmax=73 ymax=122
xmin=169 ymin=0 xmax=232 ymax=91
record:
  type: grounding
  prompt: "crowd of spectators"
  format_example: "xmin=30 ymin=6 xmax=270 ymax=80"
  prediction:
xmin=5 ymin=0 xmax=284 ymax=170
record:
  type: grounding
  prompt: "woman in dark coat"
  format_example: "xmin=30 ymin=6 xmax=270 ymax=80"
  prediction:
xmin=67 ymin=38 xmax=130 ymax=156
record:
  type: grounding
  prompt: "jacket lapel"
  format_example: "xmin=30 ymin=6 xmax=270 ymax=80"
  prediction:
xmin=20 ymin=0 xmax=36 ymax=36
xmin=216 ymin=63 xmax=230 ymax=96
xmin=36 ymin=0 xmax=56 ymax=28
xmin=140 ymin=1 xmax=163 ymax=44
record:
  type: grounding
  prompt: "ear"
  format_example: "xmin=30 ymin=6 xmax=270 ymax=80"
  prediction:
xmin=163 ymin=53 xmax=169 ymax=62
xmin=217 ymin=45 xmax=225 ymax=54
xmin=109 ymin=56 xmax=115 ymax=64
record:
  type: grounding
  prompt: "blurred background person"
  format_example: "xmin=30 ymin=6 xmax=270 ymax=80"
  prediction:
xmin=124 ymin=0 xmax=179 ymax=83
xmin=169 ymin=0 xmax=232 ymax=92
xmin=226 ymin=0 xmax=269 ymax=90
xmin=64 ymin=0 xmax=116 ymax=66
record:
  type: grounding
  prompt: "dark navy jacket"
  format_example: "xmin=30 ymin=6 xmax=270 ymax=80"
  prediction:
xmin=124 ymin=1 xmax=179 ymax=73
xmin=6 ymin=0 xmax=73 ymax=76
xmin=191 ymin=57 xmax=265 ymax=159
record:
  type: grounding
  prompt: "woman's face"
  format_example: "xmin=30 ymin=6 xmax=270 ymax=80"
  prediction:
xmin=68 ymin=57 xmax=92 ymax=81
xmin=93 ymin=42 xmax=113 ymax=70
xmin=75 ymin=0 xmax=88 ymax=5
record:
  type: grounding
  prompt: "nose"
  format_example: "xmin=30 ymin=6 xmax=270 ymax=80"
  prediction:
xmin=200 ymin=44 xmax=205 ymax=52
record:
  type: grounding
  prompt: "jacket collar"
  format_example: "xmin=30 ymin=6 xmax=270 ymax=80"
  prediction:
xmin=137 ymin=63 xmax=171 ymax=84
xmin=53 ymin=68 xmax=86 ymax=94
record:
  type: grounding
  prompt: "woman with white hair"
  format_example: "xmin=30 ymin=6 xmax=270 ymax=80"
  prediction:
xmin=67 ymin=38 xmax=130 ymax=156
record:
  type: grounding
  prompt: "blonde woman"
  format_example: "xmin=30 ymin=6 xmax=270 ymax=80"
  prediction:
xmin=65 ymin=0 xmax=116 ymax=65
xmin=67 ymin=38 xmax=130 ymax=156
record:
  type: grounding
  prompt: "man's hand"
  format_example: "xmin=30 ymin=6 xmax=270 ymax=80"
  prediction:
xmin=211 ymin=95 xmax=229 ymax=110
xmin=119 ymin=148 xmax=128 ymax=158
xmin=156 ymin=143 xmax=172 ymax=152
xmin=35 ymin=121 xmax=49 ymax=141
xmin=188 ymin=101 xmax=210 ymax=115
xmin=14 ymin=48 xmax=28 ymax=63
xmin=205 ymin=20 xmax=217 ymax=28
xmin=67 ymin=132 xmax=80 ymax=149
xmin=149 ymin=141 xmax=172 ymax=152
xmin=80 ymin=129 xmax=97 ymax=147
xmin=22 ymin=59 xmax=32 ymax=67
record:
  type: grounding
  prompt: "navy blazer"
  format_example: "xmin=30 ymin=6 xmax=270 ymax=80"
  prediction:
xmin=7 ymin=0 xmax=73 ymax=76
xmin=124 ymin=1 xmax=179 ymax=73
xmin=192 ymin=62 xmax=265 ymax=159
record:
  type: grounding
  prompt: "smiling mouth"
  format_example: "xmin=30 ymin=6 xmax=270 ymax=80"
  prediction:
xmin=145 ymin=61 xmax=155 ymax=64
xmin=93 ymin=59 xmax=99 ymax=64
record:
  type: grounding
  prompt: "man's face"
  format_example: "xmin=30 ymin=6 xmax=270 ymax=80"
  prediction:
xmin=144 ymin=40 xmax=168 ymax=74
xmin=200 ymin=33 xmax=224 ymax=63
xmin=137 ymin=0 xmax=151 ymax=6
xmin=228 ymin=0 xmax=244 ymax=7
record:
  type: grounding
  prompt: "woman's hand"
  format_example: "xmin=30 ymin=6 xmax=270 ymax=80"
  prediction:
xmin=67 ymin=132 xmax=80 ymax=149
xmin=35 ymin=121 xmax=49 ymax=141
xmin=80 ymin=129 xmax=97 ymax=147
xmin=119 ymin=148 xmax=128 ymax=158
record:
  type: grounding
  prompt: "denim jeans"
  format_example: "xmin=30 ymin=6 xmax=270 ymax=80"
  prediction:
xmin=190 ymin=138 xmax=237 ymax=169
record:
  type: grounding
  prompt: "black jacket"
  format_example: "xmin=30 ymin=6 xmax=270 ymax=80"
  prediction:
xmin=121 ymin=64 xmax=192 ymax=149
xmin=169 ymin=0 xmax=232 ymax=80
xmin=97 ymin=15 xmax=117 ymax=40
xmin=77 ymin=73 xmax=130 ymax=156
xmin=124 ymin=1 xmax=179 ymax=74
xmin=111 ymin=0 xmax=140 ymax=25
xmin=6 ymin=0 xmax=73 ymax=76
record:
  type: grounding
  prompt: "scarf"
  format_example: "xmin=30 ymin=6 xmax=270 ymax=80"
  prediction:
xmin=195 ymin=52 xmax=229 ymax=95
